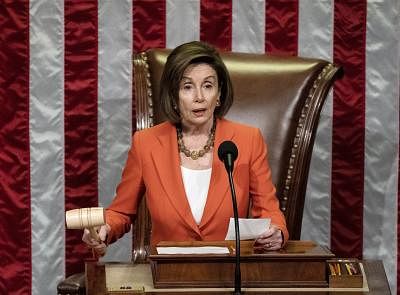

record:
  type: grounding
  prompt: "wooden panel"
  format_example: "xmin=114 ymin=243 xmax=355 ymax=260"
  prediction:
xmin=85 ymin=260 xmax=391 ymax=294
xmin=149 ymin=240 xmax=334 ymax=288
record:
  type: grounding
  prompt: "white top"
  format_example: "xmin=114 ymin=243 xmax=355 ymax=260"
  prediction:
xmin=180 ymin=166 xmax=212 ymax=225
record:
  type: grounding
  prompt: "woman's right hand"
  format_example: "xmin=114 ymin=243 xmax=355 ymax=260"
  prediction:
xmin=82 ymin=223 xmax=111 ymax=257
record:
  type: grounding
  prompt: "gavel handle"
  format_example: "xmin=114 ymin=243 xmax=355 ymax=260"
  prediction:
xmin=87 ymin=227 xmax=105 ymax=259
xmin=89 ymin=227 xmax=100 ymax=242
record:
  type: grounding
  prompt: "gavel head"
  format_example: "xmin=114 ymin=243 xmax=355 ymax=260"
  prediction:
xmin=65 ymin=207 xmax=105 ymax=229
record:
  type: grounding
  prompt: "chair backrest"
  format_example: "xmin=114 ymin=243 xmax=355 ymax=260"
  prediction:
xmin=132 ymin=49 xmax=341 ymax=262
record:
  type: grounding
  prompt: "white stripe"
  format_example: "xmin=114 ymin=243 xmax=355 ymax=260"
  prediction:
xmin=364 ymin=0 xmax=399 ymax=293
xmin=98 ymin=0 xmax=133 ymax=262
xmin=29 ymin=1 xmax=65 ymax=294
xmin=298 ymin=0 xmax=333 ymax=247
xmin=232 ymin=0 xmax=265 ymax=53
xmin=166 ymin=0 xmax=200 ymax=48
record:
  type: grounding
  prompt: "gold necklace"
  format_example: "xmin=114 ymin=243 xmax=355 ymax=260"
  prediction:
xmin=177 ymin=120 xmax=216 ymax=160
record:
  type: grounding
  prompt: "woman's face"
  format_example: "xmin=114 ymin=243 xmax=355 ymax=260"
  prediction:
xmin=178 ymin=63 xmax=220 ymax=130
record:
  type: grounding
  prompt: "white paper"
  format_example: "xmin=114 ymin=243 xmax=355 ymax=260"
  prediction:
xmin=225 ymin=218 xmax=270 ymax=240
xmin=156 ymin=246 xmax=230 ymax=255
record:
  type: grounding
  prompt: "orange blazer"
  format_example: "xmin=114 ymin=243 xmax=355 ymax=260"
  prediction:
xmin=106 ymin=118 xmax=289 ymax=245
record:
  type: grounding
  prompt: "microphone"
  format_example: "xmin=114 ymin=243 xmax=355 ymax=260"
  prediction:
xmin=218 ymin=141 xmax=241 ymax=295
xmin=217 ymin=140 xmax=238 ymax=172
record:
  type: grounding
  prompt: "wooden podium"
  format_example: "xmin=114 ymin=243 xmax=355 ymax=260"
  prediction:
xmin=86 ymin=241 xmax=390 ymax=295
xmin=149 ymin=240 xmax=333 ymax=288
xmin=84 ymin=241 xmax=391 ymax=294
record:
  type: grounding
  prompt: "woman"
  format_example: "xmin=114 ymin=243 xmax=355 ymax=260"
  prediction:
xmin=83 ymin=41 xmax=288 ymax=256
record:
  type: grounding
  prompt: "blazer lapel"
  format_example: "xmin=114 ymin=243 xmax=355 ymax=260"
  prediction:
xmin=151 ymin=123 xmax=201 ymax=235
xmin=200 ymin=119 xmax=235 ymax=228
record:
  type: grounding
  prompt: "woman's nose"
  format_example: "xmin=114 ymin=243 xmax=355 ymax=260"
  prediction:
xmin=194 ymin=87 xmax=205 ymax=102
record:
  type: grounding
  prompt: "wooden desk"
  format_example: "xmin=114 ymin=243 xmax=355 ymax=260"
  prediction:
xmin=86 ymin=260 xmax=390 ymax=294
xmin=149 ymin=241 xmax=334 ymax=288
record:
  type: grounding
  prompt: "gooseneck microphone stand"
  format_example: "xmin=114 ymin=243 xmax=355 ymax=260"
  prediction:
xmin=228 ymin=167 xmax=241 ymax=295
xmin=218 ymin=141 xmax=241 ymax=295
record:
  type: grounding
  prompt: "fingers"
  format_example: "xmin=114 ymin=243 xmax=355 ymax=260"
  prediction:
xmin=255 ymin=237 xmax=281 ymax=250
xmin=98 ymin=224 xmax=110 ymax=242
xmin=82 ymin=228 xmax=97 ymax=245
xmin=82 ymin=225 xmax=110 ymax=257
xmin=93 ymin=241 xmax=107 ymax=257
xmin=259 ymin=240 xmax=281 ymax=251
xmin=255 ymin=225 xmax=283 ymax=250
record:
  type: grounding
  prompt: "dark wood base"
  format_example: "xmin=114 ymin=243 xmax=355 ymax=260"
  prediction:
xmin=85 ymin=260 xmax=391 ymax=294
xmin=149 ymin=240 xmax=334 ymax=288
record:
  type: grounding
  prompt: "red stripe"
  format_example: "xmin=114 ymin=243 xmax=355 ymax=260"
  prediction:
xmin=200 ymin=0 xmax=232 ymax=51
xmin=132 ymin=0 xmax=166 ymax=132
xmin=265 ymin=0 xmax=298 ymax=56
xmin=64 ymin=1 xmax=99 ymax=276
xmin=331 ymin=0 xmax=366 ymax=259
xmin=0 ymin=1 xmax=31 ymax=294
xmin=133 ymin=0 xmax=166 ymax=53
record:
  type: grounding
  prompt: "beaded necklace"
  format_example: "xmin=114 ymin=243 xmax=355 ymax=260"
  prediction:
xmin=177 ymin=119 xmax=216 ymax=160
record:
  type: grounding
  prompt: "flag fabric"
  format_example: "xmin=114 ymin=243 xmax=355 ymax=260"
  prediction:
xmin=0 ymin=0 xmax=399 ymax=294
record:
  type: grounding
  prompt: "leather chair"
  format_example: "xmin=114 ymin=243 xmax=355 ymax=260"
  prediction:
xmin=57 ymin=49 xmax=341 ymax=294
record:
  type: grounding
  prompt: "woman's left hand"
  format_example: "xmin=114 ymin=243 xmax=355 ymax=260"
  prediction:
xmin=254 ymin=224 xmax=283 ymax=251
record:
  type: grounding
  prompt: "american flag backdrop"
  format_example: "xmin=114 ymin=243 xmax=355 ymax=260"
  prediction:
xmin=0 ymin=0 xmax=399 ymax=294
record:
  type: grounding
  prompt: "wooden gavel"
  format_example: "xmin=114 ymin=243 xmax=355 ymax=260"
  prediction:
xmin=65 ymin=207 xmax=105 ymax=241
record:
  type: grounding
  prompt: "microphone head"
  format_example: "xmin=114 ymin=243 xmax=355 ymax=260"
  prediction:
xmin=218 ymin=140 xmax=238 ymax=162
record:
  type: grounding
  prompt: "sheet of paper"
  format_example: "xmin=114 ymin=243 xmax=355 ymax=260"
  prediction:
xmin=156 ymin=246 xmax=230 ymax=255
xmin=225 ymin=218 xmax=270 ymax=240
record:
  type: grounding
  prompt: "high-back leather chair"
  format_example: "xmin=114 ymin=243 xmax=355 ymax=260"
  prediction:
xmin=131 ymin=49 xmax=341 ymax=263
xmin=57 ymin=49 xmax=341 ymax=294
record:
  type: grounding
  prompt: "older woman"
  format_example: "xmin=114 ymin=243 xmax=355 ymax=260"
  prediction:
xmin=83 ymin=41 xmax=288 ymax=256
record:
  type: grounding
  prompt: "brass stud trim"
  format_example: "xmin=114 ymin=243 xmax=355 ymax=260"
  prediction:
xmin=135 ymin=52 xmax=154 ymax=129
xmin=280 ymin=63 xmax=334 ymax=211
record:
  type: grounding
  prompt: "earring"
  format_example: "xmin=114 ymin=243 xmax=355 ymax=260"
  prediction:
xmin=216 ymin=100 xmax=220 ymax=106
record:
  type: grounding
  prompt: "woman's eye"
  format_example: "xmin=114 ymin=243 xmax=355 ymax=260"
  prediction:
xmin=182 ymin=84 xmax=192 ymax=90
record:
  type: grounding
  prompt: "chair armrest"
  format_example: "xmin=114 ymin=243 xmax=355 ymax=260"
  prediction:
xmin=57 ymin=272 xmax=85 ymax=295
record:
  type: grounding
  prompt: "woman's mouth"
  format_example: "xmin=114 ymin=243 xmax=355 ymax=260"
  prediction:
xmin=192 ymin=108 xmax=206 ymax=117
